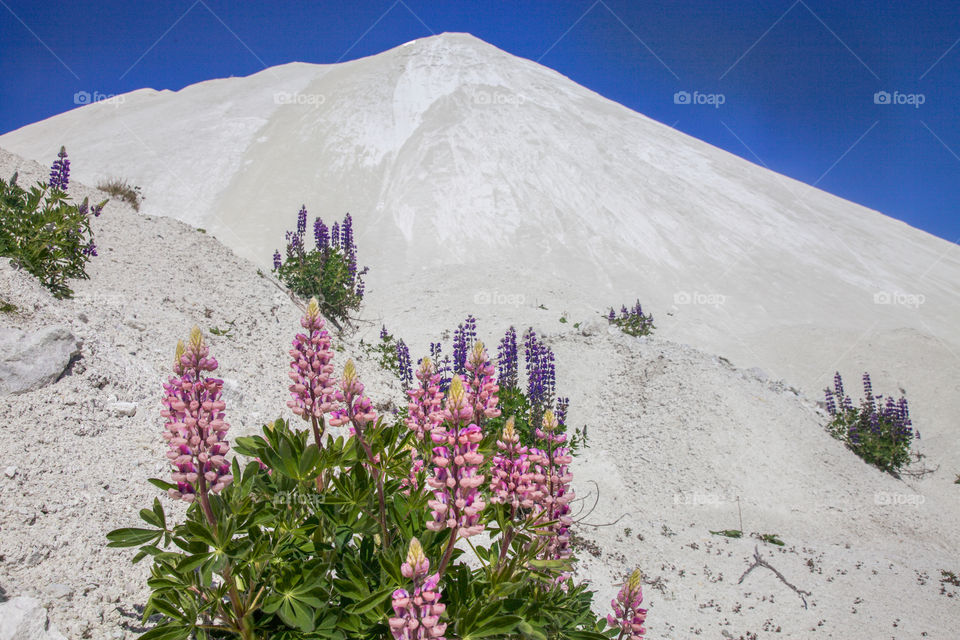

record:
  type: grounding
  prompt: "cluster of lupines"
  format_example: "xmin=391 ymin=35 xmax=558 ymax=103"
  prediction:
xmin=389 ymin=539 xmax=447 ymax=640
xmin=607 ymin=569 xmax=647 ymax=640
xmin=273 ymin=206 xmax=367 ymax=323
xmin=115 ymin=299 xmax=651 ymax=639
xmin=161 ymin=327 xmax=233 ymax=504
xmin=824 ymin=371 xmax=915 ymax=472
xmin=607 ymin=300 xmax=655 ymax=337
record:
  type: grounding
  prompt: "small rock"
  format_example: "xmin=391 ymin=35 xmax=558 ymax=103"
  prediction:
xmin=0 ymin=326 xmax=80 ymax=395
xmin=746 ymin=366 xmax=769 ymax=383
xmin=108 ymin=402 xmax=137 ymax=417
xmin=77 ymin=312 xmax=88 ymax=323
xmin=3 ymin=467 xmax=16 ymax=479
xmin=0 ymin=596 xmax=67 ymax=640
xmin=46 ymin=583 xmax=73 ymax=600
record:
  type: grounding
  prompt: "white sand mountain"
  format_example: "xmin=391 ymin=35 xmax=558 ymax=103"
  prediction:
xmin=2 ymin=32 xmax=959 ymax=638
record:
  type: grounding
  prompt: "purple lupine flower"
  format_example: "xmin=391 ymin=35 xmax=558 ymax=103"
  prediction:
xmin=314 ymin=217 xmax=329 ymax=251
xmin=161 ymin=328 xmax=232 ymax=502
xmin=82 ymin=241 xmax=97 ymax=257
xmin=273 ymin=250 xmax=282 ymax=270
xmin=523 ymin=329 xmax=556 ymax=427
xmin=330 ymin=222 xmax=340 ymax=249
xmin=429 ymin=343 xmax=452 ymax=392
xmin=555 ymin=396 xmax=570 ymax=427
xmin=833 ymin=372 xmax=845 ymax=399
xmin=296 ymin=205 xmax=308 ymax=237
xmin=862 ymin=373 xmax=875 ymax=413
xmin=497 ymin=327 xmax=518 ymax=390
xmin=396 ymin=338 xmax=413 ymax=389
xmin=341 ymin=213 xmax=354 ymax=254
xmin=48 ymin=147 xmax=70 ymax=190
xmin=607 ymin=569 xmax=647 ymax=639
xmin=426 ymin=376 xmax=486 ymax=538
xmin=451 ymin=315 xmax=477 ymax=375
xmin=286 ymin=298 xmax=336 ymax=422
xmin=824 ymin=388 xmax=837 ymax=416
xmin=389 ymin=539 xmax=447 ymax=640
xmin=381 ymin=325 xmax=390 ymax=341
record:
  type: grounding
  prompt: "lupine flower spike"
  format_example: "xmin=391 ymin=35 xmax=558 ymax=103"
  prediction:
xmin=287 ymin=297 xmax=336 ymax=448
xmin=161 ymin=328 xmax=232 ymax=509
xmin=428 ymin=375 xmax=487 ymax=573
xmin=465 ymin=341 xmax=501 ymax=427
xmin=389 ymin=538 xmax=447 ymax=640
xmin=48 ymin=146 xmax=70 ymax=191
xmin=490 ymin=417 xmax=538 ymax=513
xmin=607 ymin=569 xmax=647 ymax=640
xmin=532 ymin=410 xmax=574 ymax=565
xmin=406 ymin=357 xmax=444 ymax=441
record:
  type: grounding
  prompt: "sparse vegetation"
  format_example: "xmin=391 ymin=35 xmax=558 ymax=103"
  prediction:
xmin=0 ymin=297 xmax=16 ymax=313
xmin=607 ymin=300 xmax=655 ymax=337
xmin=710 ymin=529 xmax=743 ymax=539
xmin=97 ymin=177 xmax=143 ymax=211
xmin=0 ymin=147 xmax=105 ymax=298
xmin=825 ymin=372 xmax=915 ymax=474
xmin=273 ymin=206 xmax=367 ymax=327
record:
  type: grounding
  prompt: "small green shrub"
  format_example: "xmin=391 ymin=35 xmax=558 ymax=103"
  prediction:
xmin=0 ymin=148 xmax=105 ymax=298
xmin=606 ymin=300 xmax=654 ymax=337
xmin=825 ymin=372 xmax=914 ymax=474
xmin=273 ymin=207 xmax=366 ymax=327
xmin=97 ymin=177 xmax=143 ymax=211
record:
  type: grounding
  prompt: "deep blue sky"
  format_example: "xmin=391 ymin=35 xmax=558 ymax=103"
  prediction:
xmin=2 ymin=0 xmax=958 ymax=243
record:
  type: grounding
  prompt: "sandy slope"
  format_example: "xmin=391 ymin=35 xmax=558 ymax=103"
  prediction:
xmin=2 ymin=148 xmax=958 ymax=639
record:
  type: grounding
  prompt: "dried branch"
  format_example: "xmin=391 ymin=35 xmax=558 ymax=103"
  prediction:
xmin=738 ymin=545 xmax=811 ymax=609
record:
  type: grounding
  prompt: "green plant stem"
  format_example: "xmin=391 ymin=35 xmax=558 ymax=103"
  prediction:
xmin=438 ymin=529 xmax=458 ymax=576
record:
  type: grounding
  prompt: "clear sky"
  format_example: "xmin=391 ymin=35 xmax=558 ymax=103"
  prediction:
xmin=1 ymin=0 xmax=958 ymax=243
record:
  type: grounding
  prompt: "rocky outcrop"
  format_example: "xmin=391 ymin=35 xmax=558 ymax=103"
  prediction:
xmin=0 ymin=325 xmax=80 ymax=395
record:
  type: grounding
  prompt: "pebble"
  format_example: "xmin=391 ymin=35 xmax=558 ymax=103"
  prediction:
xmin=108 ymin=402 xmax=138 ymax=417
xmin=4 ymin=465 xmax=17 ymax=478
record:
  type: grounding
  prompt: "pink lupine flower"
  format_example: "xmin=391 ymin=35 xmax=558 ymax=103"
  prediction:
xmin=465 ymin=342 xmax=501 ymax=427
xmin=426 ymin=376 xmax=486 ymax=539
xmin=161 ymin=328 xmax=233 ymax=503
xmin=328 ymin=359 xmax=377 ymax=430
xmin=490 ymin=417 xmax=539 ymax=513
xmin=389 ymin=538 xmax=447 ymax=640
xmin=531 ymin=410 xmax=574 ymax=563
xmin=607 ymin=569 xmax=647 ymax=639
xmin=406 ymin=357 xmax=444 ymax=440
xmin=287 ymin=298 xmax=336 ymax=445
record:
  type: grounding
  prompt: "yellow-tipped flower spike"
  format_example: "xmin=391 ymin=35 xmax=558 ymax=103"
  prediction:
xmin=627 ymin=568 xmax=643 ymax=592
xmin=188 ymin=326 xmax=204 ymax=351
xmin=306 ymin=297 xmax=321 ymax=321
xmin=418 ymin=356 xmax=434 ymax=376
xmin=542 ymin=409 xmax=558 ymax=432
xmin=503 ymin=416 xmax=517 ymax=440
xmin=173 ymin=340 xmax=186 ymax=366
xmin=406 ymin=537 xmax=426 ymax=566
xmin=447 ymin=375 xmax=466 ymax=405
xmin=343 ymin=358 xmax=358 ymax=384
xmin=469 ymin=340 xmax=486 ymax=363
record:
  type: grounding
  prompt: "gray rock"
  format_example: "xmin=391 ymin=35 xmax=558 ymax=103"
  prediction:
xmin=746 ymin=366 xmax=769 ymax=383
xmin=108 ymin=402 xmax=138 ymax=417
xmin=0 ymin=596 xmax=67 ymax=640
xmin=4 ymin=466 xmax=16 ymax=478
xmin=0 ymin=326 xmax=80 ymax=395
xmin=579 ymin=319 xmax=607 ymax=337
xmin=46 ymin=583 xmax=73 ymax=600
